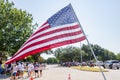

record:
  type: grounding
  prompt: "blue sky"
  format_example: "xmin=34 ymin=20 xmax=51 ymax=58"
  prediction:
xmin=9 ymin=0 xmax=120 ymax=55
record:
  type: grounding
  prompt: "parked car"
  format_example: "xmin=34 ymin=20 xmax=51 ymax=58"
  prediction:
xmin=104 ymin=60 xmax=120 ymax=69
xmin=61 ymin=62 xmax=80 ymax=67
xmin=81 ymin=62 xmax=87 ymax=66
xmin=95 ymin=61 xmax=104 ymax=66
xmin=87 ymin=61 xmax=95 ymax=67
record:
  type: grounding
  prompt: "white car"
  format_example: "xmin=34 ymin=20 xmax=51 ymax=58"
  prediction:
xmin=104 ymin=60 xmax=120 ymax=69
xmin=112 ymin=63 xmax=120 ymax=69
xmin=95 ymin=61 xmax=104 ymax=66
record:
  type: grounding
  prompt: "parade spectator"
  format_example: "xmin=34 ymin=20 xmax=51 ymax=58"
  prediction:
xmin=34 ymin=62 xmax=40 ymax=78
xmin=0 ymin=58 xmax=3 ymax=74
xmin=39 ymin=64 xmax=44 ymax=77
xmin=11 ymin=64 xmax=18 ymax=80
xmin=6 ymin=64 xmax=13 ymax=75
xmin=27 ymin=63 xmax=34 ymax=78
xmin=17 ymin=62 xmax=25 ymax=79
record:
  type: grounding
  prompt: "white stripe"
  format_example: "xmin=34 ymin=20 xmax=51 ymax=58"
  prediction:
xmin=38 ymin=23 xmax=49 ymax=30
xmin=17 ymin=23 xmax=80 ymax=53
xmin=18 ymin=22 xmax=78 ymax=50
xmin=16 ymin=23 xmax=49 ymax=53
xmin=8 ymin=34 xmax=84 ymax=62
xmin=8 ymin=22 xmax=81 ymax=62
xmin=29 ymin=22 xmax=79 ymax=42
xmin=23 ymin=23 xmax=49 ymax=45
xmin=20 ymin=27 xmax=81 ymax=50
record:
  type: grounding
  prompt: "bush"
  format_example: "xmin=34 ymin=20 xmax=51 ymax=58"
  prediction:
xmin=46 ymin=57 xmax=59 ymax=64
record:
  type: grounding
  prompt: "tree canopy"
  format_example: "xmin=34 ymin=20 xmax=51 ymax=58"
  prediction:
xmin=54 ymin=44 xmax=118 ymax=62
xmin=54 ymin=46 xmax=86 ymax=62
xmin=81 ymin=44 xmax=116 ymax=61
xmin=0 ymin=0 xmax=34 ymax=57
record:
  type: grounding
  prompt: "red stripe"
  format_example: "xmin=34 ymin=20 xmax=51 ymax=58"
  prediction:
xmin=31 ymin=22 xmax=49 ymax=36
xmin=22 ymin=22 xmax=49 ymax=47
xmin=6 ymin=36 xmax=85 ymax=64
xmin=24 ymin=24 xmax=80 ymax=46
xmin=13 ymin=22 xmax=49 ymax=57
xmin=13 ymin=30 xmax=83 ymax=58
xmin=13 ymin=24 xmax=81 ymax=57
xmin=21 ymin=30 xmax=82 ymax=51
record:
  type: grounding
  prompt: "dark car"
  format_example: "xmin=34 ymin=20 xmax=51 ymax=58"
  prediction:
xmin=104 ymin=60 xmax=120 ymax=69
xmin=87 ymin=61 xmax=95 ymax=67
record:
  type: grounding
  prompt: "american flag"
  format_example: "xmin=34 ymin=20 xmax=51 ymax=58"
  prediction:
xmin=6 ymin=4 xmax=85 ymax=64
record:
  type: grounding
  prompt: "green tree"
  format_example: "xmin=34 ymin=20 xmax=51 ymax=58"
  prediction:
xmin=46 ymin=57 xmax=59 ymax=64
xmin=54 ymin=48 xmax=63 ymax=60
xmin=38 ymin=56 xmax=45 ymax=63
xmin=81 ymin=44 xmax=116 ymax=61
xmin=0 ymin=51 xmax=7 ymax=60
xmin=54 ymin=46 xmax=85 ymax=62
xmin=0 ymin=0 xmax=34 ymax=56
xmin=25 ymin=56 xmax=34 ymax=62
xmin=108 ymin=51 xmax=116 ymax=60
xmin=116 ymin=53 xmax=120 ymax=60
xmin=81 ymin=44 xmax=92 ymax=61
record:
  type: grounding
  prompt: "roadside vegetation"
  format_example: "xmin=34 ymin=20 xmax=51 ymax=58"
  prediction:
xmin=71 ymin=66 xmax=108 ymax=72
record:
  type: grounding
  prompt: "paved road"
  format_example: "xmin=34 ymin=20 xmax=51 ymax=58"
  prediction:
xmin=1 ymin=64 xmax=120 ymax=80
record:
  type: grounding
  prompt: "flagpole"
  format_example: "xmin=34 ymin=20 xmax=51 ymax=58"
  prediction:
xmin=69 ymin=4 xmax=107 ymax=80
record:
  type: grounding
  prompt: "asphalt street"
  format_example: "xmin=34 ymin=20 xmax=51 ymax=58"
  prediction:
xmin=0 ymin=64 xmax=120 ymax=80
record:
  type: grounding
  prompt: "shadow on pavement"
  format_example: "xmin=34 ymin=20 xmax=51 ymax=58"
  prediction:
xmin=0 ymin=74 xmax=9 ymax=79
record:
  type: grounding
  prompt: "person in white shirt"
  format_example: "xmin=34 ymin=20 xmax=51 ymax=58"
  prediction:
xmin=11 ymin=64 xmax=18 ymax=80
xmin=27 ymin=63 xmax=34 ymax=77
xmin=17 ymin=62 xmax=25 ymax=79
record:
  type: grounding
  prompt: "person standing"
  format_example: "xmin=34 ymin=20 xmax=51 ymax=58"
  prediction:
xmin=17 ymin=62 xmax=25 ymax=79
xmin=34 ymin=62 xmax=40 ymax=78
xmin=27 ymin=63 xmax=34 ymax=78
xmin=0 ymin=58 xmax=3 ymax=74
xmin=11 ymin=64 xmax=18 ymax=80
xmin=39 ymin=64 xmax=43 ymax=77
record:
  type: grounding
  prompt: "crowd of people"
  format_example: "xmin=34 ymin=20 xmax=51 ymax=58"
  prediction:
xmin=0 ymin=60 xmax=46 ymax=80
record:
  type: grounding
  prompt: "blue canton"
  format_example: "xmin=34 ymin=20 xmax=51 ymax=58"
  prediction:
xmin=47 ymin=4 xmax=77 ymax=27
